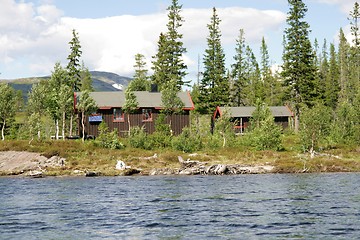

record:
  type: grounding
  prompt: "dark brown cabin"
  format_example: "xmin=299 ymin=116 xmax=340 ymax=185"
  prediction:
xmin=74 ymin=91 xmax=195 ymax=138
xmin=213 ymin=106 xmax=293 ymax=134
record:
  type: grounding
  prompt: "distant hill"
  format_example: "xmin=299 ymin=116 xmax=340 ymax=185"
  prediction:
xmin=0 ymin=71 xmax=132 ymax=101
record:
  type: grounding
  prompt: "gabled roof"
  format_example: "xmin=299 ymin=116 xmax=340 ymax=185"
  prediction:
xmin=215 ymin=106 xmax=293 ymax=118
xmin=75 ymin=91 xmax=195 ymax=110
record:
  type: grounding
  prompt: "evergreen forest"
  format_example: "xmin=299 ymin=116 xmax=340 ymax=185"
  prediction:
xmin=0 ymin=0 xmax=360 ymax=158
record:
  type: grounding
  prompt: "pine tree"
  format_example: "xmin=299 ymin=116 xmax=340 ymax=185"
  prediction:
xmin=151 ymin=0 xmax=188 ymax=90
xmin=130 ymin=53 xmax=149 ymax=91
xmin=281 ymin=0 xmax=319 ymax=131
xmin=66 ymin=29 xmax=82 ymax=91
xmin=198 ymin=7 xmax=229 ymax=114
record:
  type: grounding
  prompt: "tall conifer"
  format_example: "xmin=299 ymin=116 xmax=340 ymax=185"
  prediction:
xmin=281 ymin=0 xmax=318 ymax=131
xmin=198 ymin=7 xmax=229 ymax=114
xmin=151 ymin=0 xmax=188 ymax=90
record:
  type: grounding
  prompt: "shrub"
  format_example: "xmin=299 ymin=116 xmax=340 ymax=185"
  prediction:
xmin=246 ymin=100 xmax=283 ymax=151
xmin=128 ymin=126 xmax=151 ymax=150
xmin=95 ymin=122 xmax=125 ymax=149
xmin=300 ymin=103 xmax=332 ymax=153
xmin=172 ymin=127 xmax=202 ymax=153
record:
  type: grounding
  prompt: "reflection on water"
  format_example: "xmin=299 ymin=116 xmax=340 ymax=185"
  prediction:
xmin=0 ymin=173 xmax=359 ymax=239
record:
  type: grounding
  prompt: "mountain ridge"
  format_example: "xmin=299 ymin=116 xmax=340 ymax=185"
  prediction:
xmin=0 ymin=71 xmax=132 ymax=100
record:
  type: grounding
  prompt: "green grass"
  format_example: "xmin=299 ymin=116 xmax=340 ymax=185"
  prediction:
xmin=0 ymin=135 xmax=359 ymax=176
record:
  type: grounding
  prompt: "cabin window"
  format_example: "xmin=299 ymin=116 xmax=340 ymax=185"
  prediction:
xmin=113 ymin=108 xmax=124 ymax=122
xmin=142 ymin=109 xmax=152 ymax=122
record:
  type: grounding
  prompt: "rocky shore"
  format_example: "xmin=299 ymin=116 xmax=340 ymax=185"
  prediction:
xmin=0 ymin=151 xmax=65 ymax=176
xmin=148 ymin=156 xmax=274 ymax=175
xmin=0 ymin=151 xmax=274 ymax=177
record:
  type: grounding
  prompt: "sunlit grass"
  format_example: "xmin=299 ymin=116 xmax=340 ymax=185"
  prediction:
xmin=0 ymin=134 xmax=359 ymax=176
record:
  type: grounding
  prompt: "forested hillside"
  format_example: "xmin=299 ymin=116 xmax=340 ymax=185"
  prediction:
xmin=0 ymin=0 xmax=359 ymax=156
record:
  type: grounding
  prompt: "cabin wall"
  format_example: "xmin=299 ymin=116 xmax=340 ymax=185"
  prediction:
xmin=82 ymin=109 xmax=190 ymax=138
xmin=228 ymin=116 xmax=290 ymax=134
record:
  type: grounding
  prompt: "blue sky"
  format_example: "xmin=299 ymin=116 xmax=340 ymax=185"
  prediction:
xmin=0 ymin=0 xmax=357 ymax=85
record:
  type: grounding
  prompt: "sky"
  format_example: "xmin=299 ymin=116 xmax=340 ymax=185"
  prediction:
xmin=0 ymin=0 xmax=358 ymax=85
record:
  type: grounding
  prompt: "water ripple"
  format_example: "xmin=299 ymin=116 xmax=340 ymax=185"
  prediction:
xmin=0 ymin=173 xmax=359 ymax=239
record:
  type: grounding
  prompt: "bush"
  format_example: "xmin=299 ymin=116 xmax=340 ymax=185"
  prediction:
xmin=150 ymin=113 xmax=172 ymax=149
xmin=300 ymin=103 xmax=332 ymax=153
xmin=95 ymin=122 xmax=125 ymax=149
xmin=330 ymin=101 xmax=360 ymax=145
xmin=246 ymin=100 xmax=283 ymax=151
xmin=128 ymin=126 xmax=152 ymax=150
xmin=172 ymin=127 xmax=202 ymax=153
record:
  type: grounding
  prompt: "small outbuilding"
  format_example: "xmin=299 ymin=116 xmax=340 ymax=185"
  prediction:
xmin=74 ymin=91 xmax=195 ymax=138
xmin=213 ymin=106 xmax=293 ymax=134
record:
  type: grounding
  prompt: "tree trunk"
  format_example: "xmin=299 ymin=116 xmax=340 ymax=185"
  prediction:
xmin=62 ymin=111 xmax=66 ymax=140
xmin=294 ymin=106 xmax=300 ymax=133
xmin=1 ymin=119 xmax=5 ymax=141
xmin=127 ymin=114 xmax=131 ymax=137
xmin=55 ymin=119 xmax=59 ymax=140
xmin=70 ymin=114 xmax=73 ymax=137
xmin=81 ymin=112 xmax=85 ymax=142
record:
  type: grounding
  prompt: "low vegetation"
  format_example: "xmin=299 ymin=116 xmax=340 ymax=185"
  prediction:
xmin=0 ymin=129 xmax=359 ymax=177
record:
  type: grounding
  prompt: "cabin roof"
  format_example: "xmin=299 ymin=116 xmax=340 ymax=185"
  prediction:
xmin=216 ymin=106 xmax=293 ymax=118
xmin=75 ymin=91 xmax=195 ymax=110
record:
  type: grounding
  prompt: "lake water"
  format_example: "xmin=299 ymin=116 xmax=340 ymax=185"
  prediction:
xmin=0 ymin=173 xmax=359 ymax=239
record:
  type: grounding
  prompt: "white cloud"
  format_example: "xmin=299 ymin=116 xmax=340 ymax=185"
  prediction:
xmin=0 ymin=0 xmax=286 ymax=79
xmin=314 ymin=0 xmax=357 ymax=13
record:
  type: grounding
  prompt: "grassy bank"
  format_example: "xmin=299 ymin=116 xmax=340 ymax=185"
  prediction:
xmin=0 ymin=136 xmax=359 ymax=176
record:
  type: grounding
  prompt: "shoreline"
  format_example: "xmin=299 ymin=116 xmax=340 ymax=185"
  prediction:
xmin=0 ymin=150 xmax=359 ymax=178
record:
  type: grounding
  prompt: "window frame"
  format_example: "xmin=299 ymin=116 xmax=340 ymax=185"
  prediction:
xmin=113 ymin=108 xmax=125 ymax=122
xmin=142 ymin=108 xmax=153 ymax=122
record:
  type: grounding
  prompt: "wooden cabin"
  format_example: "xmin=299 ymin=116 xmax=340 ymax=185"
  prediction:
xmin=213 ymin=106 xmax=293 ymax=134
xmin=74 ymin=91 xmax=195 ymax=137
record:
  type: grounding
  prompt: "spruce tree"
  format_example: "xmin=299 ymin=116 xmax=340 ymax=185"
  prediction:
xmin=198 ymin=7 xmax=229 ymax=114
xmin=80 ymin=63 xmax=93 ymax=92
xmin=260 ymin=37 xmax=281 ymax=105
xmin=245 ymin=45 xmax=262 ymax=105
xmin=348 ymin=2 xmax=360 ymax=104
xmin=324 ymin=43 xmax=340 ymax=109
xmin=281 ymin=0 xmax=319 ymax=131
xmin=151 ymin=33 xmax=169 ymax=90
xmin=151 ymin=0 xmax=188 ymax=90
xmin=130 ymin=53 xmax=150 ymax=91
xmin=66 ymin=29 xmax=82 ymax=91
xmin=338 ymin=28 xmax=351 ymax=102
xmin=231 ymin=29 xmax=247 ymax=107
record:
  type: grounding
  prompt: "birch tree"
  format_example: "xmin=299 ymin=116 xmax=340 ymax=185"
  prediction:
xmin=76 ymin=90 xmax=97 ymax=141
xmin=0 ymin=83 xmax=16 ymax=140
